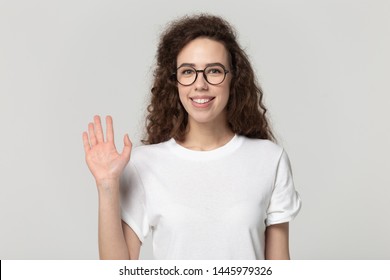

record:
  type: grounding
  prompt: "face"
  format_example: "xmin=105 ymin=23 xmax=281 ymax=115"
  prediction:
xmin=176 ymin=37 xmax=232 ymax=127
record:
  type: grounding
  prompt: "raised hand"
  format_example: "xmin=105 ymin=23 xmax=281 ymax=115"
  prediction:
xmin=82 ymin=115 xmax=132 ymax=183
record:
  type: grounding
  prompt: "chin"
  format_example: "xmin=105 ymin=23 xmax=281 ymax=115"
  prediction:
xmin=188 ymin=112 xmax=226 ymax=126
xmin=190 ymin=117 xmax=213 ymax=124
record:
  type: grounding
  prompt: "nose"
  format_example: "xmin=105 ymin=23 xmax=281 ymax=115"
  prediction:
xmin=194 ymin=70 xmax=208 ymax=90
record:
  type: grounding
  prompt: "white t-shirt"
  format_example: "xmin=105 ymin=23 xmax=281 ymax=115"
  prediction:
xmin=120 ymin=134 xmax=301 ymax=259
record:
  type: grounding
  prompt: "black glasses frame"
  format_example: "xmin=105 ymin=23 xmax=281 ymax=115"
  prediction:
xmin=173 ymin=63 xmax=230 ymax=86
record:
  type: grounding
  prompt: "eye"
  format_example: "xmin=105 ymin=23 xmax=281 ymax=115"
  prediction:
xmin=180 ymin=68 xmax=195 ymax=76
xmin=206 ymin=66 xmax=223 ymax=75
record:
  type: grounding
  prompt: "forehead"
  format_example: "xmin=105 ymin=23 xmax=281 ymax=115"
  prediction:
xmin=177 ymin=37 xmax=229 ymax=66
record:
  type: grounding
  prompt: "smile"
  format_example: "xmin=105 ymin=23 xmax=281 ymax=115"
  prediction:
xmin=190 ymin=97 xmax=215 ymax=104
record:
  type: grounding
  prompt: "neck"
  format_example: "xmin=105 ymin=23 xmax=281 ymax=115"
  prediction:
xmin=178 ymin=119 xmax=235 ymax=151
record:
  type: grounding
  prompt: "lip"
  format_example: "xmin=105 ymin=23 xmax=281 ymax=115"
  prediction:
xmin=189 ymin=96 xmax=215 ymax=108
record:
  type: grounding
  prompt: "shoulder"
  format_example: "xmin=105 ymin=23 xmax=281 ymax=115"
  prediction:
xmin=238 ymin=135 xmax=284 ymax=158
xmin=131 ymin=139 xmax=173 ymax=162
xmin=239 ymin=137 xmax=295 ymax=175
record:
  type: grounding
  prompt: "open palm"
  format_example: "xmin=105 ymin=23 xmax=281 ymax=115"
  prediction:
xmin=82 ymin=115 xmax=132 ymax=182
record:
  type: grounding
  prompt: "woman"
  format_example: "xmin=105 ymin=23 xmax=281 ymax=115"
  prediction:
xmin=82 ymin=14 xmax=301 ymax=260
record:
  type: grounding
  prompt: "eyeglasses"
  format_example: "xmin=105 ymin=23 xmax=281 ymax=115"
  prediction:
xmin=174 ymin=63 xmax=230 ymax=86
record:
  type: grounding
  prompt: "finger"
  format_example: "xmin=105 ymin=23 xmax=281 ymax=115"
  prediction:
xmin=82 ymin=132 xmax=91 ymax=152
xmin=93 ymin=115 xmax=104 ymax=143
xmin=121 ymin=134 xmax=132 ymax=161
xmin=88 ymin=122 xmax=97 ymax=146
xmin=106 ymin=115 xmax=114 ymax=143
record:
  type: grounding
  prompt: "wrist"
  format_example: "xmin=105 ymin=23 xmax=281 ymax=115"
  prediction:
xmin=96 ymin=178 xmax=120 ymax=192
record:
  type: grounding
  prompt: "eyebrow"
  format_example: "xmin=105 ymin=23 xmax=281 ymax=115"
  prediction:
xmin=177 ymin=62 xmax=225 ymax=68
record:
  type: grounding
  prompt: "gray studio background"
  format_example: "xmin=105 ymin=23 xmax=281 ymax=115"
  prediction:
xmin=1 ymin=0 xmax=389 ymax=259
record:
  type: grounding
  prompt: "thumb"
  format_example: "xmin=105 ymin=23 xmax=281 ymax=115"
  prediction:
xmin=121 ymin=134 xmax=132 ymax=161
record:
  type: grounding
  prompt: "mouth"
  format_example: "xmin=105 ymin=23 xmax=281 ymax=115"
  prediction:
xmin=190 ymin=97 xmax=216 ymax=104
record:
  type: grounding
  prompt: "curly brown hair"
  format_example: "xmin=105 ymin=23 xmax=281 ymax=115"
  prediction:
xmin=142 ymin=14 xmax=276 ymax=144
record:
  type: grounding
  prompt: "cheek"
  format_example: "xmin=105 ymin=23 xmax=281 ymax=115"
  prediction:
xmin=177 ymin=86 xmax=189 ymax=105
xmin=223 ymin=77 xmax=232 ymax=95
xmin=221 ymin=86 xmax=231 ymax=103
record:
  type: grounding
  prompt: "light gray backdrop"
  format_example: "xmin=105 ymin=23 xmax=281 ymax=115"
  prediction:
xmin=1 ymin=0 xmax=389 ymax=259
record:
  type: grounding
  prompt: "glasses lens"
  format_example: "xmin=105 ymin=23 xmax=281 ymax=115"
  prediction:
xmin=176 ymin=65 xmax=227 ymax=85
xmin=176 ymin=66 xmax=196 ymax=86
xmin=204 ymin=65 xmax=225 ymax=85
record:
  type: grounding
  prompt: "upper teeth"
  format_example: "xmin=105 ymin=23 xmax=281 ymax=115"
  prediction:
xmin=193 ymin=99 xmax=210 ymax=104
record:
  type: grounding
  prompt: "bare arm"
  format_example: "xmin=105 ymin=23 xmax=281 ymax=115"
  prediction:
xmin=122 ymin=220 xmax=141 ymax=259
xmin=83 ymin=115 xmax=140 ymax=259
xmin=96 ymin=179 xmax=130 ymax=259
xmin=264 ymin=222 xmax=290 ymax=260
xmin=96 ymin=180 xmax=141 ymax=259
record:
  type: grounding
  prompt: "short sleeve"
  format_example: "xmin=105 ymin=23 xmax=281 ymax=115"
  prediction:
xmin=266 ymin=149 xmax=302 ymax=226
xmin=120 ymin=161 xmax=150 ymax=243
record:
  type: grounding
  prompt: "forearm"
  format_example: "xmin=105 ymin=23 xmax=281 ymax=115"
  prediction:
xmin=264 ymin=222 xmax=290 ymax=260
xmin=97 ymin=179 xmax=129 ymax=260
